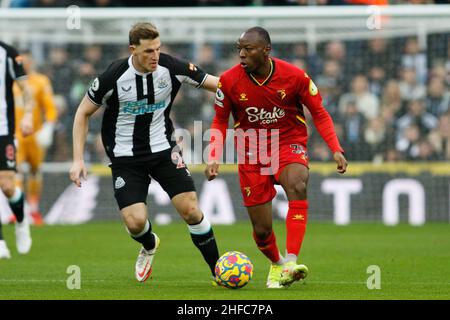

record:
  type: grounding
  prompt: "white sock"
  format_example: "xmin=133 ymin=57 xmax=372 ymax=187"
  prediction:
xmin=285 ymin=253 xmax=297 ymax=263
xmin=8 ymin=187 xmax=23 ymax=203
xmin=274 ymin=253 xmax=286 ymax=265
xmin=187 ymin=215 xmax=211 ymax=235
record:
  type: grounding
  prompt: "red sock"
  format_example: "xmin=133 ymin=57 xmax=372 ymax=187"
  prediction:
xmin=253 ymin=230 xmax=281 ymax=263
xmin=286 ymin=200 xmax=308 ymax=256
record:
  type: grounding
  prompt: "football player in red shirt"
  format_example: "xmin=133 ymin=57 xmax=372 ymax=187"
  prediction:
xmin=205 ymin=27 xmax=347 ymax=288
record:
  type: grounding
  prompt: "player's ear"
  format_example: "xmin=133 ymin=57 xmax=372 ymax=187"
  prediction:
xmin=263 ymin=45 xmax=271 ymax=57
xmin=129 ymin=45 xmax=136 ymax=55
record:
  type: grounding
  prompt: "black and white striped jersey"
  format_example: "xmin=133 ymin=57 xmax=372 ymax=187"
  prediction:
xmin=87 ymin=53 xmax=208 ymax=164
xmin=0 ymin=41 xmax=27 ymax=137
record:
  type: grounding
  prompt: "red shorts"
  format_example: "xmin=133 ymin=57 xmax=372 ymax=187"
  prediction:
xmin=238 ymin=144 xmax=309 ymax=207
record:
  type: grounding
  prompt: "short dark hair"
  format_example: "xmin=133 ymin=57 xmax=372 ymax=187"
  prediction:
xmin=245 ymin=26 xmax=271 ymax=46
xmin=129 ymin=22 xmax=159 ymax=46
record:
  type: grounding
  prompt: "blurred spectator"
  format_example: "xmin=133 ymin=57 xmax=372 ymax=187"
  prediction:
xmin=396 ymin=99 xmax=438 ymax=140
xmin=310 ymin=141 xmax=333 ymax=161
xmin=340 ymin=98 xmax=370 ymax=160
xmin=357 ymin=38 xmax=399 ymax=81
xmin=428 ymin=114 xmax=450 ymax=160
xmin=396 ymin=124 xmax=421 ymax=160
xmin=384 ymin=147 xmax=404 ymax=162
xmin=197 ymin=44 xmax=218 ymax=76
xmin=324 ymin=40 xmax=351 ymax=85
xmin=381 ymin=79 xmax=406 ymax=117
xmin=445 ymin=41 xmax=450 ymax=86
xmin=358 ymin=38 xmax=398 ymax=97
xmin=316 ymin=60 xmax=343 ymax=118
xmin=364 ymin=118 xmax=388 ymax=162
xmin=289 ymin=43 xmax=321 ymax=79
xmin=70 ymin=61 xmax=96 ymax=106
xmin=398 ymin=67 xmax=426 ymax=102
xmin=429 ymin=63 xmax=447 ymax=83
xmin=78 ymin=44 xmax=109 ymax=74
xmin=42 ymin=46 xmax=74 ymax=96
xmin=339 ymin=75 xmax=380 ymax=120
xmin=401 ymin=37 xmax=427 ymax=85
xmin=368 ymin=65 xmax=387 ymax=98
xmin=425 ymin=77 xmax=450 ymax=117
xmin=415 ymin=139 xmax=440 ymax=161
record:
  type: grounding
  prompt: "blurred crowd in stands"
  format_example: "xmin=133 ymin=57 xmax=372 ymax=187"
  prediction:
xmin=4 ymin=0 xmax=450 ymax=8
xmin=31 ymin=33 xmax=449 ymax=164
xmin=2 ymin=1 xmax=449 ymax=163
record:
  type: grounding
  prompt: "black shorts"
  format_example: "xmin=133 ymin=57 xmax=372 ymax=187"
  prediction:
xmin=110 ymin=149 xmax=196 ymax=210
xmin=0 ymin=136 xmax=16 ymax=171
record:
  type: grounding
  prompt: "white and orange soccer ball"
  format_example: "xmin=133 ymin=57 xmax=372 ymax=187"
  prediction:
xmin=215 ymin=251 xmax=253 ymax=289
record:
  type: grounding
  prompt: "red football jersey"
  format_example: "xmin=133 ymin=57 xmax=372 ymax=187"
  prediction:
xmin=209 ymin=57 xmax=343 ymax=162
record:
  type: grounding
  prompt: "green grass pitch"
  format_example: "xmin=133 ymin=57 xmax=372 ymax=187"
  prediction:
xmin=0 ymin=222 xmax=449 ymax=300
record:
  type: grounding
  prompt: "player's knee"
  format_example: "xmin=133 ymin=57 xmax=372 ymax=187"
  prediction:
xmin=286 ymin=180 xmax=307 ymax=198
xmin=124 ymin=215 xmax=147 ymax=234
xmin=175 ymin=193 xmax=202 ymax=224
xmin=179 ymin=204 xmax=201 ymax=224
xmin=0 ymin=181 xmax=16 ymax=198
xmin=295 ymin=181 xmax=307 ymax=197
xmin=253 ymin=227 xmax=272 ymax=241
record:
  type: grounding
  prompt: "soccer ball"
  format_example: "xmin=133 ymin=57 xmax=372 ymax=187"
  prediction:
xmin=215 ymin=251 xmax=253 ymax=289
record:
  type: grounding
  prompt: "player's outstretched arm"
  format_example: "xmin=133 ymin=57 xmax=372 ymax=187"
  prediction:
xmin=333 ymin=151 xmax=348 ymax=174
xmin=69 ymin=95 xmax=99 ymax=187
xmin=201 ymin=75 xmax=219 ymax=92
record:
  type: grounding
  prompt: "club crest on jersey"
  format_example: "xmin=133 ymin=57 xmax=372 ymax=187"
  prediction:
xmin=239 ymin=93 xmax=248 ymax=101
xmin=277 ymin=89 xmax=286 ymax=100
xmin=157 ymin=78 xmax=169 ymax=89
